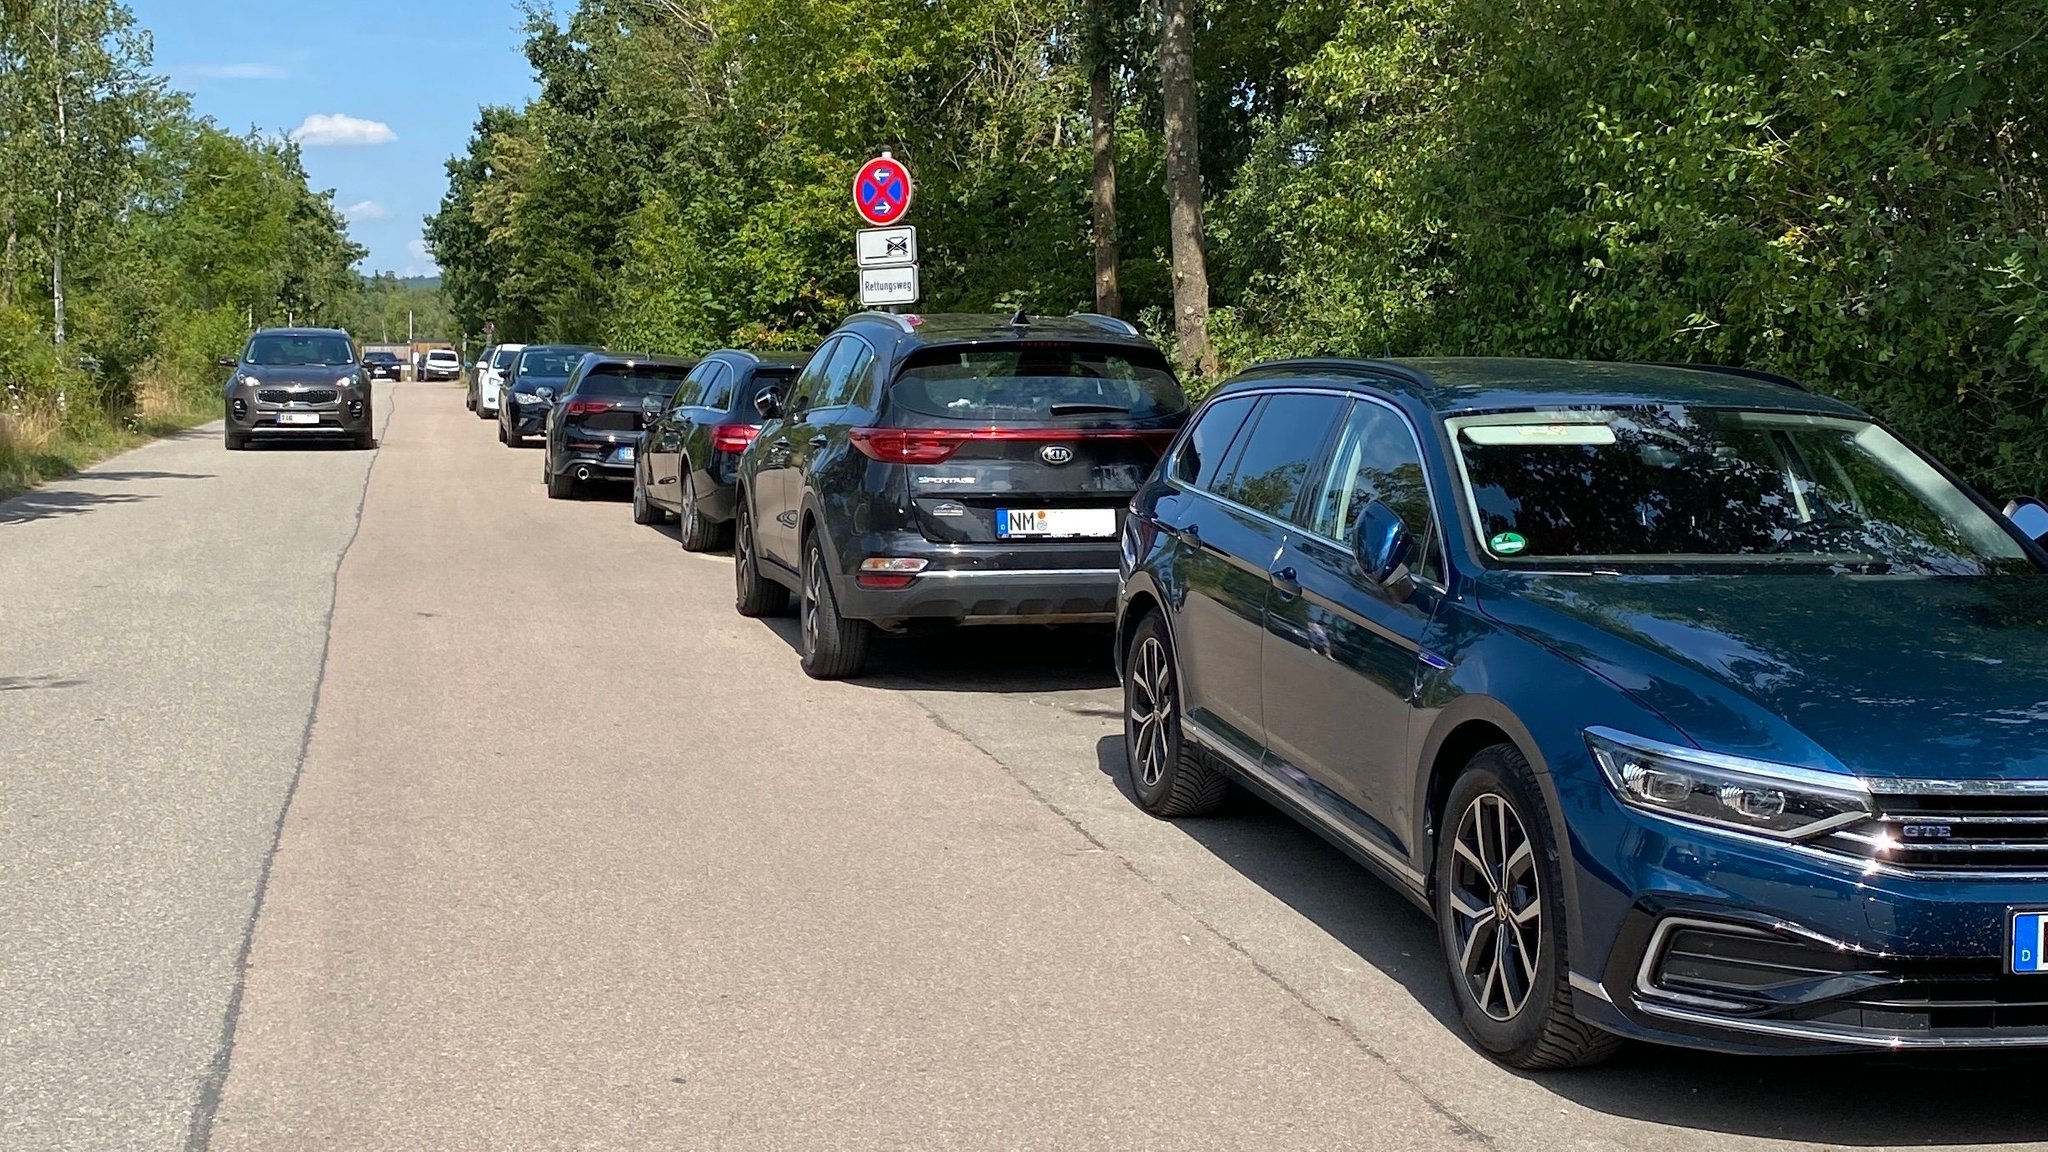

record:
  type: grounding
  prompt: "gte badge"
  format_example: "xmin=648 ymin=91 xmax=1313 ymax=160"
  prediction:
xmin=2013 ymin=911 xmax=2048 ymax=973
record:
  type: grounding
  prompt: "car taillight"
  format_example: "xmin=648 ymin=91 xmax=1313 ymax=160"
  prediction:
xmin=857 ymin=557 xmax=928 ymax=589
xmin=565 ymin=399 xmax=612 ymax=416
xmin=849 ymin=427 xmax=1179 ymax=464
xmin=710 ymin=423 xmax=759 ymax=454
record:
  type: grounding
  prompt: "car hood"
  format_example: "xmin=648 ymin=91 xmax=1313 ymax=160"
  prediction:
xmin=239 ymin=365 xmax=355 ymax=386
xmin=1474 ymin=572 xmax=2048 ymax=782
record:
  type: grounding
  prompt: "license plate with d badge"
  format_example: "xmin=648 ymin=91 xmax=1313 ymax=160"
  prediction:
xmin=612 ymin=445 xmax=635 ymax=463
xmin=2013 ymin=911 xmax=2048 ymax=973
xmin=998 ymin=507 xmax=1117 ymax=539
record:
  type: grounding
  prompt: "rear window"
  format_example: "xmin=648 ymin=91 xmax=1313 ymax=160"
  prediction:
xmin=890 ymin=344 xmax=1187 ymax=422
xmin=579 ymin=364 xmax=694 ymax=398
xmin=518 ymin=349 xmax=588 ymax=377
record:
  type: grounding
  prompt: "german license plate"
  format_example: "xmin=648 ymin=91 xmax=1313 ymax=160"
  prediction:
xmin=2013 ymin=911 xmax=2048 ymax=973
xmin=277 ymin=412 xmax=319 ymax=425
xmin=611 ymin=445 xmax=635 ymax=463
xmin=997 ymin=507 xmax=1117 ymax=539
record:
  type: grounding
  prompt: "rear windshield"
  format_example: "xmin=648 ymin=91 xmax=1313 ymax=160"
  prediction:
xmin=579 ymin=364 xmax=693 ymax=398
xmin=890 ymin=344 xmax=1187 ymax=421
xmin=245 ymin=333 xmax=355 ymax=367
xmin=518 ymin=349 xmax=588 ymax=377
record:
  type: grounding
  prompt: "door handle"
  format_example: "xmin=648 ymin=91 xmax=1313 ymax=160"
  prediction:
xmin=1272 ymin=565 xmax=1302 ymax=600
xmin=1164 ymin=521 xmax=1199 ymax=544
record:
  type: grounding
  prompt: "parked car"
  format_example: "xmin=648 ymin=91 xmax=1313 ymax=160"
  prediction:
xmin=471 ymin=342 xmax=525 ymax=418
xmin=633 ymin=349 xmax=808 ymax=548
xmin=421 ymin=348 xmax=462 ymax=381
xmin=498 ymin=344 xmax=598 ymax=447
xmin=1115 ymin=356 xmax=2048 ymax=1067
xmin=362 ymin=350 xmax=403 ymax=381
xmin=543 ymin=353 xmax=697 ymax=499
xmin=734 ymin=312 xmax=1188 ymax=679
xmin=219 ymin=328 xmax=375 ymax=451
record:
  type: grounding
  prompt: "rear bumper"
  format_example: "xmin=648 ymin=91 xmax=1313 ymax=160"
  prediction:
xmin=830 ymin=536 xmax=1122 ymax=625
xmin=556 ymin=449 xmax=636 ymax=479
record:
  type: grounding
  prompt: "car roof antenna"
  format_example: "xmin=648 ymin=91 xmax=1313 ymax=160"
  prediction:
xmin=1009 ymin=309 xmax=1030 ymax=330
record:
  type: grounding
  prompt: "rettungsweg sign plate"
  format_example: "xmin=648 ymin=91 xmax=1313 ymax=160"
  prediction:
xmin=856 ymin=226 xmax=918 ymax=269
xmin=859 ymin=264 xmax=920 ymax=307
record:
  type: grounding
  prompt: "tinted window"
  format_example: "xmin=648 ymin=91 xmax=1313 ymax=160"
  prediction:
xmin=691 ymin=364 xmax=730 ymax=409
xmin=245 ymin=333 xmax=355 ymax=367
xmin=1213 ymin=393 xmax=1348 ymax=520
xmin=364 ymin=351 xmax=399 ymax=364
xmin=579 ymin=363 xmax=694 ymax=398
xmin=818 ymin=341 xmax=874 ymax=409
xmin=1173 ymin=395 xmax=1258 ymax=490
xmin=1451 ymin=406 xmax=2033 ymax=574
xmin=518 ymin=348 xmax=589 ymax=377
xmin=735 ymin=366 xmax=794 ymax=412
xmin=1312 ymin=400 xmax=1441 ymax=583
xmin=788 ymin=338 xmax=841 ymax=412
xmin=890 ymin=344 xmax=1187 ymax=421
xmin=491 ymin=348 xmax=518 ymax=371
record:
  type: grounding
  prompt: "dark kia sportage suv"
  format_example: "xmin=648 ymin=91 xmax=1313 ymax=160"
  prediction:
xmin=221 ymin=328 xmax=374 ymax=450
xmin=1118 ymin=357 xmax=2048 ymax=1067
xmin=734 ymin=312 xmax=1188 ymax=679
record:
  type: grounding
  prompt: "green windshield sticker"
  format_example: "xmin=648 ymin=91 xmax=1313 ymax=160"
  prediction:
xmin=1489 ymin=531 xmax=1528 ymax=556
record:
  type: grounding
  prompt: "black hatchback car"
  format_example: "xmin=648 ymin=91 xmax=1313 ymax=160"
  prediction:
xmin=633 ymin=349 xmax=808 ymax=549
xmin=734 ymin=311 xmax=1189 ymax=679
xmin=499 ymin=344 xmax=599 ymax=447
xmin=542 ymin=353 xmax=696 ymax=499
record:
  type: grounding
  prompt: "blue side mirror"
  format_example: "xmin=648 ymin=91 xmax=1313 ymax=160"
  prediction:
xmin=1351 ymin=499 xmax=1414 ymax=587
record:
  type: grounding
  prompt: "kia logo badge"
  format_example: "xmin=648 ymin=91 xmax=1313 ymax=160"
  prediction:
xmin=1040 ymin=445 xmax=1075 ymax=465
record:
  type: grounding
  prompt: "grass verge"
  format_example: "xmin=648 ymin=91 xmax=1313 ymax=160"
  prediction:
xmin=0 ymin=379 xmax=217 ymax=503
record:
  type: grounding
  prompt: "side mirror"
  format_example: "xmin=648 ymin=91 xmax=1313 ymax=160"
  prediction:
xmin=753 ymin=387 xmax=782 ymax=420
xmin=1351 ymin=499 xmax=1415 ymax=597
xmin=2005 ymin=498 xmax=2048 ymax=544
xmin=218 ymin=356 xmax=238 ymax=368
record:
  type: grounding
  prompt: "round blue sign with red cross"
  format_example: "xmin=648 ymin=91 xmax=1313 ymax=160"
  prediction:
xmin=853 ymin=154 xmax=914 ymax=226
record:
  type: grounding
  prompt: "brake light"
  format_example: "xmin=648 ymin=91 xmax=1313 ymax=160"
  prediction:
xmin=710 ymin=423 xmax=759 ymax=454
xmin=857 ymin=557 xmax=928 ymax=589
xmin=849 ymin=426 xmax=1179 ymax=464
xmin=565 ymin=399 xmax=613 ymax=416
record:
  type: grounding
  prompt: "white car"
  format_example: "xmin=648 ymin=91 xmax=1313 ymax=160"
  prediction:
xmin=472 ymin=342 xmax=524 ymax=419
xmin=422 ymin=348 xmax=463 ymax=381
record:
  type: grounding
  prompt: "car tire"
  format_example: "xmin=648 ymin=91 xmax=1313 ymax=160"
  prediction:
xmin=497 ymin=421 xmax=507 ymax=444
xmin=798 ymin=533 xmax=871 ymax=680
xmin=677 ymin=472 xmax=720 ymax=552
xmin=733 ymin=498 xmax=789 ymax=618
xmin=466 ymin=389 xmax=476 ymax=411
xmin=631 ymin=467 xmax=661 ymax=525
xmin=1434 ymin=744 xmax=1622 ymax=1070
xmin=1123 ymin=612 xmax=1229 ymax=816
xmin=546 ymin=464 xmax=575 ymax=500
xmin=224 ymin=428 xmax=247 ymax=452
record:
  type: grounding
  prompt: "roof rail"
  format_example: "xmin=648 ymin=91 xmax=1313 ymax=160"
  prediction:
xmin=1643 ymin=361 xmax=1809 ymax=392
xmin=1069 ymin=312 xmax=1140 ymax=337
xmin=1241 ymin=357 xmax=1436 ymax=391
xmin=848 ymin=310 xmax=917 ymax=332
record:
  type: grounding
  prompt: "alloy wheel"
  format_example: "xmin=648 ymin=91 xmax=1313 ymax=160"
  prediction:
xmin=1127 ymin=636 xmax=1174 ymax=788
xmin=800 ymin=550 xmax=822 ymax=656
xmin=1447 ymin=792 xmax=1543 ymax=1022
xmin=735 ymin=511 xmax=753 ymax=596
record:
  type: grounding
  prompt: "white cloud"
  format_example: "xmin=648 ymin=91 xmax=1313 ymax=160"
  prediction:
xmin=402 ymin=238 xmax=441 ymax=278
xmin=342 ymin=200 xmax=388 ymax=222
xmin=290 ymin=114 xmax=396 ymax=148
xmin=182 ymin=62 xmax=290 ymax=80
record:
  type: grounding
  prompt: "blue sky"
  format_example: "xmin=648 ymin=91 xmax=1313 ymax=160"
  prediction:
xmin=128 ymin=0 xmax=540 ymax=276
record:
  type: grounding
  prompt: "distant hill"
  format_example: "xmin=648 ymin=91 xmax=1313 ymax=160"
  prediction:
xmin=360 ymin=273 xmax=442 ymax=290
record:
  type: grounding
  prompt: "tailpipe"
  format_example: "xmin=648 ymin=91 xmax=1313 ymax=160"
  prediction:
xmin=574 ymin=465 xmax=593 ymax=482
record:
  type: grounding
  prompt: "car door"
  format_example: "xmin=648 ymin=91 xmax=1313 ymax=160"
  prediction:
xmin=787 ymin=337 xmax=876 ymax=558
xmin=755 ymin=338 xmax=842 ymax=570
xmin=1157 ymin=392 xmax=1344 ymax=759
xmin=1262 ymin=396 xmax=1446 ymax=857
xmin=649 ymin=362 xmax=712 ymax=506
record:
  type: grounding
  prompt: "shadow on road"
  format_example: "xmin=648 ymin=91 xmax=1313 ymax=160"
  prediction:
xmin=1088 ymin=731 xmax=2048 ymax=1144
xmin=0 ymin=488 xmax=158 ymax=525
xmin=749 ymin=615 xmax=1118 ymax=693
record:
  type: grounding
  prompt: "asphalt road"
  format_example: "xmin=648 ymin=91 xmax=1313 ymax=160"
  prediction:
xmin=9 ymin=380 xmax=2048 ymax=1151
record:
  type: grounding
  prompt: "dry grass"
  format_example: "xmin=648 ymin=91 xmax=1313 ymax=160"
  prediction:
xmin=0 ymin=376 xmax=216 ymax=502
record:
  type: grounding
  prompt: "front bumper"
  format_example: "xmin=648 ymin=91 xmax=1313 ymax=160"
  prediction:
xmin=228 ymin=391 xmax=368 ymax=438
xmin=831 ymin=534 xmax=1121 ymax=626
xmin=1575 ymin=794 xmax=2048 ymax=1053
xmin=503 ymin=405 xmax=547 ymax=436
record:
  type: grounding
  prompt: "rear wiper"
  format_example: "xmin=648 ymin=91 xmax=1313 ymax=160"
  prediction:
xmin=1049 ymin=402 xmax=1132 ymax=415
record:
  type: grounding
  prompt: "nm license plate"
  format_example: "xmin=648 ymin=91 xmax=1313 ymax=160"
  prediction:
xmin=997 ymin=507 xmax=1117 ymax=539
xmin=277 ymin=412 xmax=319 ymax=425
xmin=2013 ymin=911 xmax=2048 ymax=973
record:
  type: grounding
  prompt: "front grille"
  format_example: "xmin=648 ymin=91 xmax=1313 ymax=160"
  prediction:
xmin=257 ymin=389 xmax=339 ymax=405
xmin=1826 ymin=792 xmax=2048 ymax=872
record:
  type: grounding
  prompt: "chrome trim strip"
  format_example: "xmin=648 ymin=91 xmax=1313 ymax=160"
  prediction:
xmin=1184 ymin=716 xmax=1427 ymax=889
xmin=1634 ymin=916 xmax=1776 ymax=1011
xmin=921 ymin=567 xmax=1119 ymax=579
xmin=1634 ymin=999 xmax=2048 ymax=1050
xmin=1568 ymin=971 xmax=1612 ymax=1003
xmin=1872 ymin=778 xmax=2048 ymax=797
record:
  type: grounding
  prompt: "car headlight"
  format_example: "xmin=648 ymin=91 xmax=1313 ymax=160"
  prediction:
xmin=337 ymin=376 xmax=360 ymax=389
xmin=239 ymin=374 xmax=262 ymax=388
xmin=513 ymin=391 xmax=546 ymax=404
xmin=1585 ymin=727 xmax=1869 ymax=841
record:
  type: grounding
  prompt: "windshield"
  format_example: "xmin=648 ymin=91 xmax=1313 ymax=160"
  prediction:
xmin=364 ymin=351 xmax=398 ymax=363
xmin=1449 ymin=406 xmax=2034 ymax=575
xmin=579 ymin=364 xmax=692 ymax=398
xmin=491 ymin=348 xmax=518 ymax=370
xmin=890 ymin=344 xmax=1187 ymax=421
xmin=244 ymin=333 xmax=355 ymax=367
xmin=427 ymin=350 xmax=459 ymax=364
xmin=517 ymin=349 xmax=587 ymax=377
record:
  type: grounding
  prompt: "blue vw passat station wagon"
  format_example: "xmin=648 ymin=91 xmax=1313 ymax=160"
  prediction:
xmin=1116 ymin=358 xmax=2048 ymax=1066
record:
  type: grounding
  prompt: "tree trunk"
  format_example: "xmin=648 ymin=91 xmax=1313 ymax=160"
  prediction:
xmin=2 ymin=212 xmax=16 ymax=308
xmin=1087 ymin=0 xmax=1122 ymax=318
xmin=50 ymin=0 xmax=66 ymax=350
xmin=1158 ymin=0 xmax=1214 ymax=377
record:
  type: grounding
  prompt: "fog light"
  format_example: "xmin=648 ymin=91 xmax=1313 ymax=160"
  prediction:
xmin=231 ymin=398 xmax=247 ymax=419
xmin=857 ymin=557 xmax=928 ymax=589
xmin=348 ymin=400 xmax=364 ymax=418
